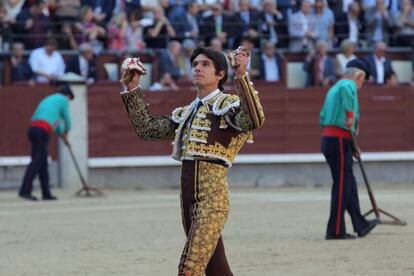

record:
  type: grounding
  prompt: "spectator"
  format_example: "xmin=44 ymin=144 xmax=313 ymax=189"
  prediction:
xmin=0 ymin=3 xmax=12 ymax=51
xmin=144 ymin=5 xmax=176 ymax=49
xmin=15 ymin=0 xmax=51 ymax=49
xmin=4 ymin=0 xmax=26 ymax=23
xmin=125 ymin=10 xmax=149 ymax=51
xmin=201 ymin=4 xmax=234 ymax=48
xmin=11 ymin=42 xmax=34 ymax=82
xmin=159 ymin=40 xmax=182 ymax=81
xmin=233 ymin=0 xmax=261 ymax=46
xmin=106 ymin=12 xmax=128 ymax=50
xmin=65 ymin=42 xmax=97 ymax=84
xmin=29 ymin=38 xmax=66 ymax=83
xmin=313 ymin=0 xmax=335 ymax=48
xmin=288 ymin=0 xmax=316 ymax=52
xmin=54 ymin=0 xmax=80 ymax=22
xmin=74 ymin=6 xmax=106 ymax=53
xmin=81 ymin=0 xmax=115 ymax=24
xmin=209 ymin=37 xmax=223 ymax=52
xmin=179 ymin=39 xmax=196 ymax=80
xmin=335 ymin=39 xmax=357 ymax=77
xmin=303 ymin=40 xmax=336 ymax=87
xmin=170 ymin=2 xmax=200 ymax=41
xmin=59 ymin=22 xmax=81 ymax=50
xmin=364 ymin=0 xmax=394 ymax=45
xmin=260 ymin=0 xmax=285 ymax=47
xmin=363 ymin=41 xmax=398 ymax=86
xmin=335 ymin=1 xmax=364 ymax=47
xmin=394 ymin=0 xmax=414 ymax=47
xmin=258 ymin=41 xmax=283 ymax=82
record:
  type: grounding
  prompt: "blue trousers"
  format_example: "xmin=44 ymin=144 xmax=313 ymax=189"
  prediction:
xmin=321 ymin=136 xmax=369 ymax=236
xmin=19 ymin=127 xmax=52 ymax=197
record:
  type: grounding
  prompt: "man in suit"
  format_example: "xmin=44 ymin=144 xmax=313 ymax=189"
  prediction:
xmin=233 ymin=0 xmax=261 ymax=46
xmin=362 ymin=41 xmax=397 ymax=85
xmin=158 ymin=40 xmax=182 ymax=81
xmin=334 ymin=1 xmax=364 ymax=47
xmin=201 ymin=4 xmax=234 ymax=48
xmin=303 ymin=40 xmax=336 ymax=87
xmin=258 ymin=40 xmax=283 ymax=82
xmin=65 ymin=42 xmax=97 ymax=84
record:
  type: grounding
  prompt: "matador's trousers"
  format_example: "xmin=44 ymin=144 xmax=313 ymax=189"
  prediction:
xmin=178 ymin=160 xmax=233 ymax=276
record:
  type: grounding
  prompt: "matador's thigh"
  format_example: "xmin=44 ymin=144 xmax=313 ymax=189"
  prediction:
xmin=178 ymin=160 xmax=231 ymax=276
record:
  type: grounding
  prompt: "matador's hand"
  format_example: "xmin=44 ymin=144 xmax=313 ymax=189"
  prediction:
xmin=227 ymin=46 xmax=250 ymax=78
xmin=120 ymin=57 xmax=147 ymax=90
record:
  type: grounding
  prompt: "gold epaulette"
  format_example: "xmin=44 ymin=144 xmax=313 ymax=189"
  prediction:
xmin=171 ymin=105 xmax=191 ymax=124
xmin=212 ymin=94 xmax=240 ymax=115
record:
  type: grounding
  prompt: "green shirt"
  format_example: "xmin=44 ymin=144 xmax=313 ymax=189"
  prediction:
xmin=31 ymin=93 xmax=71 ymax=134
xmin=320 ymin=79 xmax=359 ymax=132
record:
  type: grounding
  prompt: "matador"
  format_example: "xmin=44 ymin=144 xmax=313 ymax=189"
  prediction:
xmin=119 ymin=46 xmax=265 ymax=275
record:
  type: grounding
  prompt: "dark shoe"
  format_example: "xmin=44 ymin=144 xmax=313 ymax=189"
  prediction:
xmin=19 ymin=193 xmax=38 ymax=201
xmin=43 ymin=195 xmax=57 ymax=200
xmin=358 ymin=219 xmax=379 ymax=237
xmin=325 ymin=233 xmax=357 ymax=240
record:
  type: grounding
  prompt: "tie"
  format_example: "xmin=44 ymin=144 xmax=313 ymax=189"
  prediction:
xmin=186 ymin=100 xmax=203 ymax=127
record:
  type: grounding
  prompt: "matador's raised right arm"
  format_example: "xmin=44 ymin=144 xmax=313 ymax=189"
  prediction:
xmin=121 ymin=87 xmax=177 ymax=141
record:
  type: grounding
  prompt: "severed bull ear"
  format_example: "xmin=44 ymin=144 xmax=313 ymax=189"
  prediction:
xmin=120 ymin=57 xmax=147 ymax=85
xmin=227 ymin=46 xmax=250 ymax=70
xmin=121 ymin=57 xmax=147 ymax=75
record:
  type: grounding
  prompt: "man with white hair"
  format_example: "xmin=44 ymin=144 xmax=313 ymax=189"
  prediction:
xmin=320 ymin=59 xmax=379 ymax=240
xmin=65 ymin=42 xmax=96 ymax=84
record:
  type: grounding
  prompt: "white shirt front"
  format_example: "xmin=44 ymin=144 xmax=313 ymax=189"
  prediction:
xmin=262 ymin=54 xmax=280 ymax=81
xmin=374 ymin=55 xmax=386 ymax=84
xmin=348 ymin=17 xmax=359 ymax=43
xmin=29 ymin=47 xmax=65 ymax=83
xmin=79 ymin=56 xmax=88 ymax=77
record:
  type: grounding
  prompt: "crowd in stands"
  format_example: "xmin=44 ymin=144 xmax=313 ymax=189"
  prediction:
xmin=0 ymin=0 xmax=413 ymax=89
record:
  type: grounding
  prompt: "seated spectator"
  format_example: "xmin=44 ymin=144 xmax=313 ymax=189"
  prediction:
xmin=59 ymin=22 xmax=81 ymax=50
xmin=395 ymin=0 xmax=414 ymax=47
xmin=288 ymin=0 xmax=316 ymax=52
xmin=170 ymin=2 xmax=200 ymax=41
xmin=260 ymin=0 xmax=285 ymax=47
xmin=258 ymin=41 xmax=283 ymax=82
xmin=364 ymin=0 xmax=394 ymax=46
xmin=15 ymin=0 xmax=51 ymax=49
xmin=178 ymin=39 xmax=196 ymax=80
xmin=125 ymin=10 xmax=150 ymax=51
xmin=4 ymin=0 xmax=25 ymax=24
xmin=159 ymin=40 xmax=182 ymax=81
xmin=81 ymin=0 xmax=115 ymax=24
xmin=335 ymin=1 xmax=364 ymax=47
xmin=144 ymin=5 xmax=176 ymax=49
xmin=0 ymin=3 xmax=12 ymax=51
xmin=75 ymin=6 xmax=106 ymax=53
xmin=313 ymin=0 xmax=335 ymax=48
xmin=233 ymin=0 xmax=261 ymax=46
xmin=107 ymin=12 xmax=127 ymax=50
xmin=11 ymin=42 xmax=34 ymax=82
xmin=201 ymin=4 xmax=234 ymax=48
xmin=54 ymin=0 xmax=80 ymax=22
xmin=363 ymin=41 xmax=398 ymax=86
xmin=335 ymin=39 xmax=357 ymax=77
xmin=29 ymin=38 xmax=65 ymax=83
xmin=65 ymin=42 xmax=96 ymax=84
xmin=303 ymin=40 xmax=336 ymax=87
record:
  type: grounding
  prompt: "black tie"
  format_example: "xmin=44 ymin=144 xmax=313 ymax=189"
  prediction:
xmin=185 ymin=100 xmax=203 ymax=127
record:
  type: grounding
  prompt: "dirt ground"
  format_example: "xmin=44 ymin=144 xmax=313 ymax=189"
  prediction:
xmin=0 ymin=185 xmax=413 ymax=276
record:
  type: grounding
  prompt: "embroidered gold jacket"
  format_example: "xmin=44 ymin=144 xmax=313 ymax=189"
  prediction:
xmin=121 ymin=74 xmax=265 ymax=167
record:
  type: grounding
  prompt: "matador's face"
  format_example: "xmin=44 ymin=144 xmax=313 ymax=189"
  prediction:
xmin=191 ymin=54 xmax=224 ymax=89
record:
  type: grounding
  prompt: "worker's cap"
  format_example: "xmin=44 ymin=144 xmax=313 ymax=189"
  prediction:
xmin=346 ymin=58 xmax=370 ymax=80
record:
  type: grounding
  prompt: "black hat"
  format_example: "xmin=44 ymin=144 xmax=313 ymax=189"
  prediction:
xmin=57 ymin=83 xmax=74 ymax=100
xmin=346 ymin=59 xmax=370 ymax=80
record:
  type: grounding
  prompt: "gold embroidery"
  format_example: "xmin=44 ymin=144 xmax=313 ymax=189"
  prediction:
xmin=179 ymin=161 xmax=230 ymax=275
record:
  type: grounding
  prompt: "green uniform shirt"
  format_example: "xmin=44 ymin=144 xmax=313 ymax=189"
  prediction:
xmin=31 ymin=93 xmax=71 ymax=134
xmin=320 ymin=79 xmax=359 ymax=132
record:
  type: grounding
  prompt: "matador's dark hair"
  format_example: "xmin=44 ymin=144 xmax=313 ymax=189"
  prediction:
xmin=190 ymin=46 xmax=228 ymax=91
